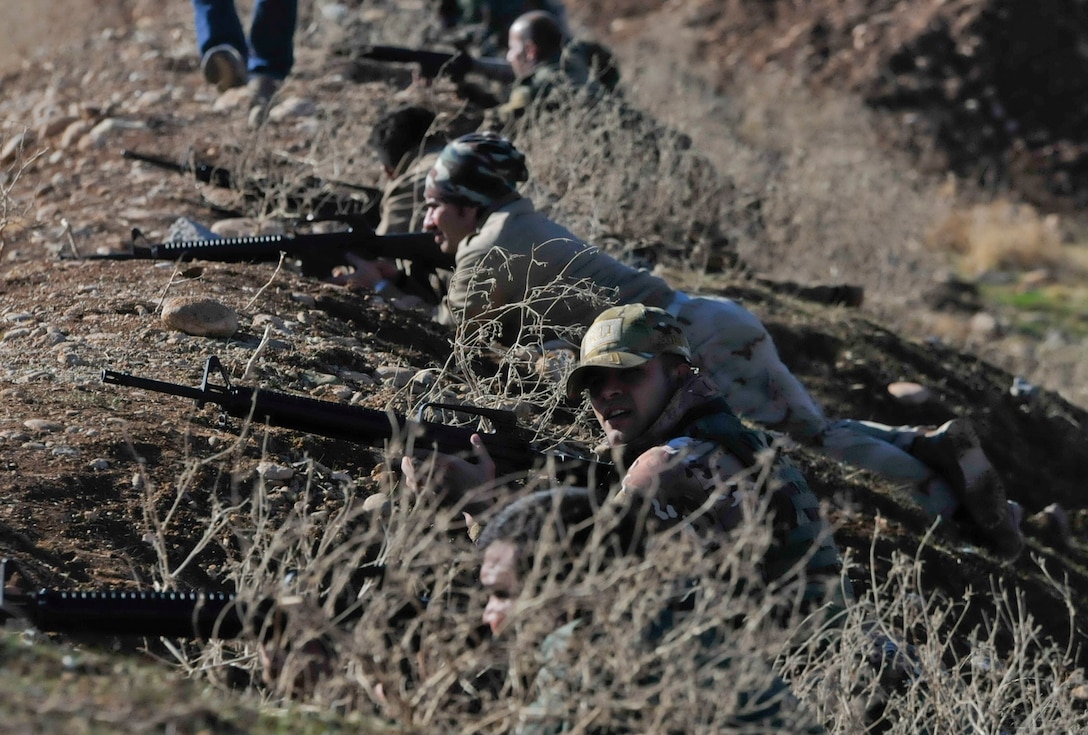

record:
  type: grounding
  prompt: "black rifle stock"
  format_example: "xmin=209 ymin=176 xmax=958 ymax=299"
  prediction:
xmin=101 ymin=356 xmax=612 ymax=491
xmin=122 ymin=149 xmax=383 ymax=227
xmin=78 ymin=229 xmax=453 ymax=278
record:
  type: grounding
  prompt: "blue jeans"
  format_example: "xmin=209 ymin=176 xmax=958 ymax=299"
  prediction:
xmin=192 ymin=0 xmax=297 ymax=80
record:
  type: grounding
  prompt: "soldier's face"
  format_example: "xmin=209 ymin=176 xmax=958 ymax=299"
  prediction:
xmin=586 ymin=356 xmax=684 ymax=447
xmin=506 ymin=29 xmax=533 ymax=77
xmin=424 ymin=197 xmax=478 ymax=254
xmin=480 ymin=540 xmax=521 ymax=635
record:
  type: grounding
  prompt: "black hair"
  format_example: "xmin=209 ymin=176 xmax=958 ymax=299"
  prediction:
xmin=367 ymin=105 xmax=438 ymax=171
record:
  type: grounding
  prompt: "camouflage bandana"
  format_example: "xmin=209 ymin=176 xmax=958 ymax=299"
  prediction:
xmin=424 ymin=132 xmax=528 ymax=208
xmin=566 ymin=304 xmax=692 ymax=398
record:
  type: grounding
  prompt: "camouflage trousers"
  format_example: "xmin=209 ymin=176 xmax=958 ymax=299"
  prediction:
xmin=672 ymin=293 xmax=958 ymax=518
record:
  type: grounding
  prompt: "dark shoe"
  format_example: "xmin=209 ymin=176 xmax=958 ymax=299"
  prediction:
xmin=201 ymin=44 xmax=247 ymax=92
xmin=1023 ymin=502 xmax=1072 ymax=551
xmin=247 ymin=74 xmax=280 ymax=128
xmin=913 ymin=419 xmax=1024 ymax=560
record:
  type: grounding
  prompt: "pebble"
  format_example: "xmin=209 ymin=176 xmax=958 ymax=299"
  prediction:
xmin=887 ymin=382 xmax=932 ymax=405
xmin=375 ymin=365 xmax=415 ymax=389
xmin=88 ymin=458 xmax=111 ymax=471
xmin=267 ymin=96 xmax=318 ymax=122
xmin=24 ymin=419 xmax=64 ymax=432
xmin=257 ymin=461 xmax=294 ymax=481
xmin=2 ymin=328 xmax=32 ymax=342
xmin=51 ymin=447 xmax=80 ymax=457
xmin=161 ymin=296 xmax=239 ymax=338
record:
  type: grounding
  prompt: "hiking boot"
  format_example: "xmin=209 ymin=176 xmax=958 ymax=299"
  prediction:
xmin=201 ymin=44 xmax=247 ymax=92
xmin=912 ymin=419 xmax=1024 ymax=560
xmin=1023 ymin=502 xmax=1072 ymax=551
xmin=247 ymin=74 xmax=280 ymax=128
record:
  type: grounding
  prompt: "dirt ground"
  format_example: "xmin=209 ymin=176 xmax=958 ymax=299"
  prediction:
xmin=2 ymin=0 xmax=1088 ymax=687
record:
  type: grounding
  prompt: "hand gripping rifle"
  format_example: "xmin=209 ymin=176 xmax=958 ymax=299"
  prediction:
xmin=121 ymin=149 xmax=384 ymax=228
xmin=101 ymin=356 xmax=613 ymax=495
xmin=75 ymin=228 xmax=453 ymax=278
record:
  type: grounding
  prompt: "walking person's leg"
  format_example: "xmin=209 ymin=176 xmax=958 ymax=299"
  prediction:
xmin=192 ymin=0 xmax=248 ymax=91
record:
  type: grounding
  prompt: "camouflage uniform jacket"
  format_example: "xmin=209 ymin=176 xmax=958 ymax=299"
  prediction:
xmin=489 ymin=60 xmax=587 ymax=130
xmin=511 ymin=377 xmax=843 ymax=735
xmin=376 ymin=149 xmax=441 ymax=236
xmin=438 ymin=196 xmax=674 ymax=345
xmin=615 ymin=372 xmax=846 ymax=600
xmin=376 ymin=148 xmax=452 ymax=306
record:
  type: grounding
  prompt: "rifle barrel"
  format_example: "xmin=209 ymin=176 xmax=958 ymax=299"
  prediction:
xmin=101 ymin=369 xmax=210 ymax=404
xmin=31 ymin=589 xmax=243 ymax=639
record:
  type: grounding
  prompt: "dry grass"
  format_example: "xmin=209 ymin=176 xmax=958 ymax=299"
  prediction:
xmin=925 ymin=195 xmax=1067 ymax=276
xmin=124 ymin=419 xmax=1088 ymax=734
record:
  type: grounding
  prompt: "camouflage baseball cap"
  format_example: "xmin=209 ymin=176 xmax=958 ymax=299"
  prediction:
xmin=565 ymin=304 xmax=691 ymax=398
xmin=424 ymin=132 xmax=528 ymax=208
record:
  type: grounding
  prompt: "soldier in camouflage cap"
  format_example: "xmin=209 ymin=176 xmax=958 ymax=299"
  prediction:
xmin=564 ymin=305 xmax=847 ymax=608
xmin=566 ymin=304 xmax=690 ymax=397
xmin=424 ymin=131 xmax=528 ymax=210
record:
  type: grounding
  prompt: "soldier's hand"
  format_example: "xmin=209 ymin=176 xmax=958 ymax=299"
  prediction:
xmin=401 ymin=433 xmax=496 ymax=507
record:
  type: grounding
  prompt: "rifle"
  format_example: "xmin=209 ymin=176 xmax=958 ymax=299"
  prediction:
xmin=74 ymin=228 xmax=454 ymax=278
xmin=122 ymin=149 xmax=384 ymax=228
xmin=101 ymin=356 xmax=613 ymax=495
xmin=0 ymin=558 xmax=388 ymax=639
xmin=355 ymin=45 xmax=515 ymax=85
xmin=0 ymin=557 xmax=244 ymax=638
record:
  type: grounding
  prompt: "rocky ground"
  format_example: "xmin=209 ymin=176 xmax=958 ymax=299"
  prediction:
xmin=1 ymin=0 xmax=1088 ymax=713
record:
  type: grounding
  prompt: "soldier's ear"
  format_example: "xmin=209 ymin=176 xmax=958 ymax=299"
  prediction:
xmin=672 ymin=359 xmax=693 ymax=380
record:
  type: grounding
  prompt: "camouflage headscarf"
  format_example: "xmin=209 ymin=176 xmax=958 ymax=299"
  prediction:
xmin=425 ymin=132 xmax=528 ymax=208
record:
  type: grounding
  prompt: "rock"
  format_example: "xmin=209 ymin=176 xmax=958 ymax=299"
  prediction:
xmin=210 ymin=217 xmax=285 ymax=239
xmin=887 ymin=381 xmax=932 ymax=405
xmin=168 ymin=217 xmax=219 ymax=242
xmin=59 ymin=119 xmax=93 ymax=149
xmin=24 ymin=418 xmax=64 ymax=433
xmin=267 ymin=96 xmax=318 ymax=122
xmin=257 ymin=461 xmax=294 ymax=481
xmin=374 ymin=365 xmax=415 ymax=389
xmin=161 ymin=296 xmax=239 ymax=338
xmin=967 ymin=311 xmax=1001 ymax=340
xmin=362 ymin=493 xmax=391 ymax=513
xmin=0 ymin=131 xmax=37 ymax=165
xmin=88 ymin=458 xmax=110 ymax=471
xmin=78 ymin=118 xmax=147 ymax=151
xmin=38 ymin=115 xmax=80 ymax=139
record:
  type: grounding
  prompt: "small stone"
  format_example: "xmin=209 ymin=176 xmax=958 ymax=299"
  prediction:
xmin=58 ymin=352 xmax=84 ymax=367
xmin=59 ymin=119 xmax=93 ymax=149
xmin=24 ymin=419 xmax=64 ymax=432
xmin=161 ymin=296 xmax=239 ymax=338
xmin=0 ymin=131 xmax=37 ymax=165
xmin=167 ymin=217 xmax=219 ymax=243
xmin=374 ymin=365 xmax=415 ymax=389
xmin=968 ymin=311 xmax=1001 ymax=340
xmin=887 ymin=382 xmax=932 ymax=405
xmin=51 ymin=446 xmax=80 ymax=457
xmin=267 ymin=96 xmax=318 ymax=122
xmin=210 ymin=217 xmax=285 ymax=239
xmin=362 ymin=493 xmax=391 ymax=513
xmin=2 ymin=328 xmax=32 ymax=342
xmin=257 ymin=461 xmax=294 ymax=481
xmin=88 ymin=458 xmax=110 ymax=471
xmin=291 ymin=292 xmax=316 ymax=307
